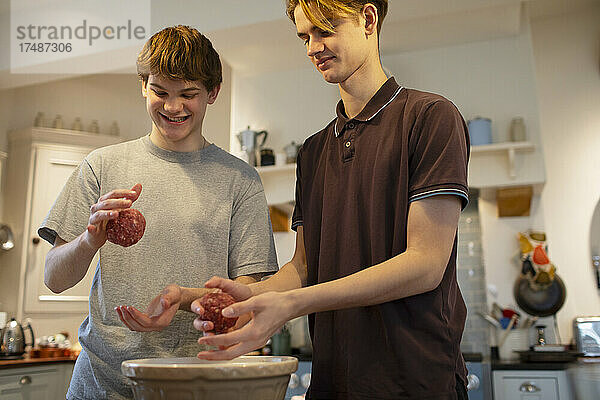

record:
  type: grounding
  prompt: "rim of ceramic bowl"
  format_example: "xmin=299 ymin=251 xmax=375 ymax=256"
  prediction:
xmin=121 ymin=356 xmax=299 ymax=381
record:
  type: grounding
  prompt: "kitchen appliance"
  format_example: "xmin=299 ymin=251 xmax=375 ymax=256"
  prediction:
xmin=574 ymin=316 xmax=600 ymax=356
xmin=284 ymin=141 xmax=301 ymax=164
xmin=260 ymin=148 xmax=275 ymax=167
xmin=467 ymin=117 xmax=492 ymax=146
xmin=0 ymin=318 xmax=35 ymax=359
xmin=236 ymin=126 xmax=268 ymax=167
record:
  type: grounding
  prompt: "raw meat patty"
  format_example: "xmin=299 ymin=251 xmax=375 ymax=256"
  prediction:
xmin=199 ymin=292 xmax=238 ymax=334
xmin=106 ymin=208 xmax=146 ymax=247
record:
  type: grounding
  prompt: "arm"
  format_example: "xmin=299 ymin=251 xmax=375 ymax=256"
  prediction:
xmin=116 ymin=275 xmax=264 ymax=332
xmin=196 ymin=195 xmax=460 ymax=359
xmin=44 ymin=184 xmax=141 ymax=293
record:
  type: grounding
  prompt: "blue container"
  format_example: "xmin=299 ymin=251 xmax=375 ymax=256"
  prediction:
xmin=468 ymin=117 xmax=492 ymax=145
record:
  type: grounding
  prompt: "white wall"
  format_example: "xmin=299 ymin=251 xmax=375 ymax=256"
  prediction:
xmin=530 ymin=4 xmax=600 ymax=339
xmin=231 ymin=67 xmax=339 ymax=154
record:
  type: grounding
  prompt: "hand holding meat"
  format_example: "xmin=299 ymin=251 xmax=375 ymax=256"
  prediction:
xmin=85 ymin=183 xmax=142 ymax=250
xmin=193 ymin=276 xmax=293 ymax=360
xmin=116 ymin=284 xmax=182 ymax=332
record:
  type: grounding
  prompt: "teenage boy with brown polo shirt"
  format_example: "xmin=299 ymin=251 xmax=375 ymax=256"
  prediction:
xmin=191 ymin=1 xmax=470 ymax=398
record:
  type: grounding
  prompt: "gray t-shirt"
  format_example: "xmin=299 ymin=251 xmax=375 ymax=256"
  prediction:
xmin=39 ymin=135 xmax=278 ymax=400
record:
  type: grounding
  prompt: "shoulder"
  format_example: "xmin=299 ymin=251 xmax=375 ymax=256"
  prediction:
xmin=206 ymin=145 xmax=262 ymax=184
xmin=402 ymin=88 xmax=462 ymax=118
xmin=85 ymin=137 xmax=144 ymax=165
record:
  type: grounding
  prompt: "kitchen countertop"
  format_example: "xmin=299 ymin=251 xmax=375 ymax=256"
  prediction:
xmin=492 ymin=359 xmax=572 ymax=370
xmin=0 ymin=354 xmax=77 ymax=369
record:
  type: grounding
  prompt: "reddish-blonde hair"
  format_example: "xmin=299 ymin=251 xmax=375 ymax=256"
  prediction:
xmin=286 ymin=0 xmax=388 ymax=33
xmin=136 ymin=25 xmax=222 ymax=91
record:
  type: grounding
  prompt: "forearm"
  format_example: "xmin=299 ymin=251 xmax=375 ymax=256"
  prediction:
xmin=179 ymin=275 xmax=261 ymax=311
xmin=249 ymin=260 xmax=306 ymax=297
xmin=288 ymin=248 xmax=447 ymax=318
xmin=44 ymin=234 xmax=98 ymax=293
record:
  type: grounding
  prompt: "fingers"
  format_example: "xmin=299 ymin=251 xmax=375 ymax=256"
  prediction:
xmin=197 ymin=342 xmax=256 ymax=361
xmin=88 ymin=210 xmax=119 ymax=226
xmin=220 ymin=298 xmax=254 ymax=319
xmin=115 ymin=306 xmax=156 ymax=332
xmin=130 ymin=183 xmax=142 ymax=200
xmin=97 ymin=187 xmax=140 ymax=203
xmin=193 ymin=317 xmax=214 ymax=332
xmin=204 ymin=276 xmax=252 ymax=301
xmin=197 ymin=325 xmax=257 ymax=349
xmin=91 ymin=198 xmax=132 ymax=214
xmin=191 ymin=299 xmax=204 ymax=315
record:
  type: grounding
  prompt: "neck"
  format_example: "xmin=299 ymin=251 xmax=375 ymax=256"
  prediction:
xmin=338 ymin=58 xmax=388 ymax=119
xmin=149 ymin=126 xmax=208 ymax=152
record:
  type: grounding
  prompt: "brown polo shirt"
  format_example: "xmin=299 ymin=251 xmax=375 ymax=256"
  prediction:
xmin=292 ymin=77 xmax=470 ymax=399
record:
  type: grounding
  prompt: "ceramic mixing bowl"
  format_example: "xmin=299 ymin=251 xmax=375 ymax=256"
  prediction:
xmin=121 ymin=356 xmax=298 ymax=400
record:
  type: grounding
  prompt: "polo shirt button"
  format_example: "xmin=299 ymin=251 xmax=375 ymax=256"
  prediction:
xmin=347 ymin=122 xmax=355 ymax=129
xmin=345 ymin=141 xmax=351 ymax=148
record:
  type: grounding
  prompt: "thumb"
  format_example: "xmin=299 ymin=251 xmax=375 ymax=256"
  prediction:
xmin=130 ymin=183 xmax=142 ymax=202
xmin=222 ymin=298 xmax=255 ymax=318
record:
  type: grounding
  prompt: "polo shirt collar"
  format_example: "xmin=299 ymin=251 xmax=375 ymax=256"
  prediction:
xmin=334 ymin=77 xmax=403 ymax=137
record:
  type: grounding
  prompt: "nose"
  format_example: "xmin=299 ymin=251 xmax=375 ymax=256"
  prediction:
xmin=163 ymin=97 xmax=184 ymax=114
xmin=307 ymin=38 xmax=324 ymax=57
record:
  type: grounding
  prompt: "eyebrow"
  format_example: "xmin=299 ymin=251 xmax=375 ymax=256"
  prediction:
xmin=149 ymin=83 xmax=201 ymax=93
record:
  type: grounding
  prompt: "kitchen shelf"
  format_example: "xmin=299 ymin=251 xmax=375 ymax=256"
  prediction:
xmin=471 ymin=141 xmax=535 ymax=179
xmin=255 ymin=164 xmax=296 ymax=205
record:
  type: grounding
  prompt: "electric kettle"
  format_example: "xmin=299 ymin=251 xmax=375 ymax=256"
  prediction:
xmin=0 ymin=318 xmax=35 ymax=359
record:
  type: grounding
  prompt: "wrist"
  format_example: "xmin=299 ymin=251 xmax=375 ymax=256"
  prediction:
xmin=285 ymin=289 xmax=307 ymax=319
xmin=78 ymin=232 xmax=100 ymax=254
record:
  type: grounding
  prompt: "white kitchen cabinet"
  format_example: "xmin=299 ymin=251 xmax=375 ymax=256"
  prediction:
xmin=0 ymin=127 xmax=121 ymax=320
xmin=0 ymin=362 xmax=73 ymax=400
xmin=493 ymin=369 xmax=573 ymax=400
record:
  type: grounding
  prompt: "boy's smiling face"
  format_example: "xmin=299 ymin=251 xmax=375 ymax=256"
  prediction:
xmin=142 ymin=74 xmax=219 ymax=151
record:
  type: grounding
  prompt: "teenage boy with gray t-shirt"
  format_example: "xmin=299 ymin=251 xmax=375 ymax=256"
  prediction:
xmin=39 ymin=26 xmax=278 ymax=400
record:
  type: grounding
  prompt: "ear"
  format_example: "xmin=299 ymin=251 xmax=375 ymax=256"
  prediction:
xmin=207 ymin=84 xmax=221 ymax=105
xmin=362 ymin=3 xmax=378 ymax=36
xmin=141 ymin=80 xmax=148 ymax=98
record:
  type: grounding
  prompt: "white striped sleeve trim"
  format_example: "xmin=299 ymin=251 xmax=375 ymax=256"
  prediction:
xmin=409 ymin=188 xmax=469 ymax=204
xmin=291 ymin=220 xmax=303 ymax=231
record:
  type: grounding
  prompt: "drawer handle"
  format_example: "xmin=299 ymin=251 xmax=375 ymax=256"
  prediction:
xmin=19 ymin=375 xmax=32 ymax=385
xmin=519 ymin=382 xmax=540 ymax=392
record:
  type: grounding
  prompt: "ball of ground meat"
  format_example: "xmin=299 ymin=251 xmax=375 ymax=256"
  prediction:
xmin=199 ymin=292 xmax=238 ymax=334
xmin=106 ymin=208 xmax=146 ymax=247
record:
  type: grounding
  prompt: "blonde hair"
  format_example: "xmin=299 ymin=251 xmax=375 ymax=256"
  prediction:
xmin=286 ymin=0 xmax=388 ymax=34
xmin=136 ymin=25 xmax=222 ymax=92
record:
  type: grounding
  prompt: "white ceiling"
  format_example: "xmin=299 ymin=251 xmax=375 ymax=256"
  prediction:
xmin=0 ymin=0 xmax=596 ymax=89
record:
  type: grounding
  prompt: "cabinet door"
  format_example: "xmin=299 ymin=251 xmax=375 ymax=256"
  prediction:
xmin=0 ymin=366 xmax=62 ymax=400
xmin=493 ymin=371 xmax=561 ymax=400
xmin=23 ymin=146 xmax=98 ymax=313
